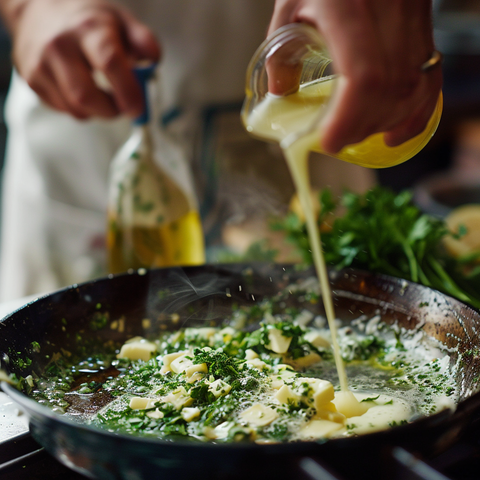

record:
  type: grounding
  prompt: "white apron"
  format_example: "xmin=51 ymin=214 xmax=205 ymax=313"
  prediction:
xmin=0 ymin=0 xmax=375 ymax=300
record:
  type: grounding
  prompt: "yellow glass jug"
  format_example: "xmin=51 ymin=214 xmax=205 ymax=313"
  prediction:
xmin=241 ymin=23 xmax=443 ymax=169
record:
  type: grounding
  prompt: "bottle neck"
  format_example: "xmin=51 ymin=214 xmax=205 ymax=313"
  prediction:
xmin=133 ymin=63 xmax=157 ymax=125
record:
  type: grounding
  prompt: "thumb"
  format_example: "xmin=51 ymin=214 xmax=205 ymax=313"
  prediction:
xmin=118 ymin=9 xmax=161 ymax=63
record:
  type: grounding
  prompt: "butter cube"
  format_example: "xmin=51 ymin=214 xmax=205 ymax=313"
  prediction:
xmin=146 ymin=408 xmax=164 ymax=420
xmin=270 ymin=364 xmax=297 ymax=389
xmin=287 ymin=352 xmax=322 ymax=369
xmin=275 ymin=385 xmax=301 ymax=406
xmin=240 ymin=404 xmax=278 ymax=427
xmin=208 ymin=379 xmax=232 ymax=398
xmin=129 ymin=397 xmax=157 ymax=410
xmin=266 ymin=328 xmax=292 ymax=354
xmin=333 ymin=390 xmax=369 ymax=418
xmin=218 ymin=327 xmax=236 ymax=343
xmin=170 ymin=355 xmax=194 ymax=374
xmin=304 ymin=330 xmax=330 ymax=348
xmin=164 ymin=387 xmax=194 ymax=410
xmin=160 ymin=351 xmax=188 ymax=373
xmin=297 ymin=419 xmax=343 ymax=440
xmin=245 ymin=349 xmax=259 ymax=360
xmin=313 ymin=380 xmax=335 ymax=410
xmin=181 ymin=407 xmax=201 ymax=422
xmin=246 ymin=358 xmax=268 ymax=371
xmin=117 ymin=339 xmax=156 ymax=361
xmin=185 ymin=363 xmax=208 ymax=377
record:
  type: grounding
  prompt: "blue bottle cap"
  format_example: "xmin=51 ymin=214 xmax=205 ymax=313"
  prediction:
xmin=133 ymin=63 xmax=157 ymax=125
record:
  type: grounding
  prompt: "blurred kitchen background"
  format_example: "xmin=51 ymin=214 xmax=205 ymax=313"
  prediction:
xmin=0 ymin=1 xmax=479 ymax=220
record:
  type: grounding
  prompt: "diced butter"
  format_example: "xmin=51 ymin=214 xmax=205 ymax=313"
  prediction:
xmin=181 ymin=407 xmax=201 ymax=422
xmin=313 ymin=380 xmax=335 ymax=410
xmin=297 ymin=419 xmax=343 ymax=440
xmin=117 ymin=339 xmax=156 ymax=361
xmin=333 ymin=390 xmax=369 ymax=418
xmin=160 ymin=351 xmax=188 ymax=374
xmin=208 ymin=379 xmax=232 ymax=398
xmin=269 ymin=376 xmax=285 ymax=389
xmin=245 ymin=349 xmax=259 ymax=360
xmin=240 ymin=404 xmax=278 ymax=427
xmin=218 ymin=327 xmax=236 ymax=343
xmin=185 ymin=363 xmax=208 ymax=377
xmin=304 ymin=330 xmax=330 ymax=348
xmin=246 ymin=358 xmax=268 ymax=371
xmin=286 ymin=352 xmax=322 ymax=369
xmin=170 ymin=355 xmax=194 ymax=374
xmin=129 ymin=397 xmax=157 ymax=410
xmin=146 ymin=408 xmax=164 ymax=420
xmin=294 ymin=309 xmax=314 ymax=327
xmin=164 ymin=387 xmax=194 ymax=410
xmin=275 ymin=385 xmax=301 ymax=406
xmin=266 ymin=328 xmax=292 ymax=354
xmin=185 ymin=327 xmax=217 ymax=341
xmin=270 ymin=364 xmax=297 ymax=389
xmin=314 ymin=402 xmax=345 ymax=424
xmin=186 ymin=372 xmax=205 ymax=384
xmin=213 ymin=421 xmax=233 ymax=439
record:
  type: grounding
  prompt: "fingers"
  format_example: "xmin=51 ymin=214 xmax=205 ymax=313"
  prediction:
xmin=11 ymin=0 xmax=161 ymax=120
xmin=267 ymin=0 xmax=441 ymax=153
xmin=78 ymin=18 xmax=143 ymax=117
xmin=266 ymin=38 xmax=304 ymax=95
xmin=384 ymin=73 xmax=442 ymax=147
xmin=118 ymin=8 xmax=161 ymax=63
xmin=46 ymin=36 xmax=119 ymax=118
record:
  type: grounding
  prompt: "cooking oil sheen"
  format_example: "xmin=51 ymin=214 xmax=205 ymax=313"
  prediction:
xmin=245 ymin=77 xmax=443 ymax=168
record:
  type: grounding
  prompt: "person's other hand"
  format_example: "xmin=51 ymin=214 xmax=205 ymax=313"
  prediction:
xmin=8 ymin=0 xmax=160 ymax=119
xmin=269 ymin=0 xmax=442 ymax=154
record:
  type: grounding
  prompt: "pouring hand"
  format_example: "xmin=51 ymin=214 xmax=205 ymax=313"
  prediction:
xmin=0 ymin=0 xmax=160 ymax=119
xmin=268 ymin=0 xmax=442 ymax=155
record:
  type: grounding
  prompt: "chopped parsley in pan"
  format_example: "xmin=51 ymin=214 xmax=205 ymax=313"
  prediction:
xmin=26 ymin=288 xmax=456 ymax=443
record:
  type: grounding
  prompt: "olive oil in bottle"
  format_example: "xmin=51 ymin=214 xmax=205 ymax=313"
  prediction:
xmin=107 ymin=65 xmax=205 ymax=274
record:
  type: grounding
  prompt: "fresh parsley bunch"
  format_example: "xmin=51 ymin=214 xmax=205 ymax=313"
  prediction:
xmin=273 ymin=186 xmax=480 ymax=309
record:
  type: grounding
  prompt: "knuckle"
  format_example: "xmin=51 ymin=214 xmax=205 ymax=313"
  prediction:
xmin=95 ymin=46 xmax=122 ymax=73
xmin=67 ymin=87 xmax=91 ymax=110
xmin=76 ymin=11 xmax=112 ymax=34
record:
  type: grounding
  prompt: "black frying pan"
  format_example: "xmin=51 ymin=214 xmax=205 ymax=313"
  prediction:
xmin=2 ymin=263 xmax=480 ymax=480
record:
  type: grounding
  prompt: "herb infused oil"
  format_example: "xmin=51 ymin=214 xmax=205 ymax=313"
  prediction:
xmin=107 ymin=65 xmax=205 ymax=273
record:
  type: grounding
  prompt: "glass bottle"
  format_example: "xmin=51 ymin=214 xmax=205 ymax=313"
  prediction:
xmin=241 ymin=23 xmax=443 ymax=169
xmin=106 ymin=65 xmax=205 ymax=273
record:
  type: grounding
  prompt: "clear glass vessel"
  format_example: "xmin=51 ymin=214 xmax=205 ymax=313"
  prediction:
xmin=107 ymin=65 xmax=205 ymax=273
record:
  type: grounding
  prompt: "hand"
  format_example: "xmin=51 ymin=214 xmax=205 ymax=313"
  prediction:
xmin=268 ymin=0 xmax=442 ymax=154
xmin=6 ymin=0 xmax=160 ymax=119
